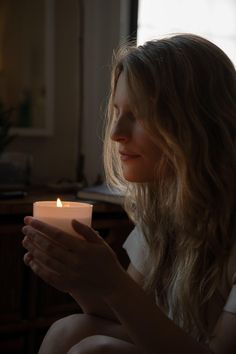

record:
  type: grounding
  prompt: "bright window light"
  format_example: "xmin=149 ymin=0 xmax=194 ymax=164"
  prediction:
xmin=137 ymin=0 xmax=236 ymax=65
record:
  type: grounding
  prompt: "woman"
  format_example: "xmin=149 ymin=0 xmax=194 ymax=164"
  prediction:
xmin=22 ymin=34 xmax=236 ymax=353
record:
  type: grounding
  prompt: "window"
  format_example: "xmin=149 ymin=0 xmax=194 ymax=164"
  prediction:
xmin=137 ymin=0 xmax=236 ymax=65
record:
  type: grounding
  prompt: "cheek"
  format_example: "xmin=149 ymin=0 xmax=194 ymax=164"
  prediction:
xmin=139 ymin=146 xmax=162 ymax=180
xmin=147 ymin=147 xmax=162 ymax=167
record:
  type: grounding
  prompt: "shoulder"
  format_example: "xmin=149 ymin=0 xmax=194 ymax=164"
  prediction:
xmin=200 ymin=237 xmax=236 ymax=351
xmin=210 ymin=236 xmax=236 ymax=353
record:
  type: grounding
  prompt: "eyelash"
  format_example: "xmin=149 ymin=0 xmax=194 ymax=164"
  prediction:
xmin=113 ymin=107 xmax=136 ymax=123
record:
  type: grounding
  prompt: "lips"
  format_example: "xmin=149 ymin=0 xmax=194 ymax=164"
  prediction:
xmin=119 ymin=150 xmax=140 ymax=161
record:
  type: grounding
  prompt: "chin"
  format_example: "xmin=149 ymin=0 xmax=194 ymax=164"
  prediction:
xmin=122 ymin=167 xmax=154 ymax=183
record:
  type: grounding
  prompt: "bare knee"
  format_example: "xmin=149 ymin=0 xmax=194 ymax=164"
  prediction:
xmin=39 ymin=313 xmax=130 ymax=354
xmin=39 ymin=314 xmax=95 ymax=354
xmin=67 ymin=335 xmax=116 ymax=354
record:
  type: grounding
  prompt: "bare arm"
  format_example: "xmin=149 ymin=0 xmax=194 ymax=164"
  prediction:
xmin=209 ymin=311 xmax=236 ymax=354
xmin=104 ymin=269 xmax=214 ymax=354
xmin=70 ymin=263 xmax=148 ymax=321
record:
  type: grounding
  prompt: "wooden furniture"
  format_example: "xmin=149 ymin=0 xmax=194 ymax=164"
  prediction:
xmin=0 ymin=189 xmax=132 ymax=354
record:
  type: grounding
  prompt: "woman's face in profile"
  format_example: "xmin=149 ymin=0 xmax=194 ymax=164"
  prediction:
xmin=110 ymin=72 xmax=162 ymax=183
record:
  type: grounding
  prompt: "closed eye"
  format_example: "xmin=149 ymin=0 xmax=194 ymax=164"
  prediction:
xmin=113 ymin=105 xmax=137 ymax=123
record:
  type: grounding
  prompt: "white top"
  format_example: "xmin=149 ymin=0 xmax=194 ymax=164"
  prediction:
xmin=123 ymin=226 xmax=236 ymax=316
xmin=123 ymin=225 xmax=150 ymax=275
xmin=224 ymin=285 xmax=236 ymax=313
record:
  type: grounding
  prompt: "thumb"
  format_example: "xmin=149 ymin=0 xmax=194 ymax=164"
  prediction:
xmin=71 ymin=219 xmax=103 ymax=244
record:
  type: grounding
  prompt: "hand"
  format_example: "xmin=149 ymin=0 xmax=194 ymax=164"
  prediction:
xmin=22 ymin=217 xmax=125 ymax=298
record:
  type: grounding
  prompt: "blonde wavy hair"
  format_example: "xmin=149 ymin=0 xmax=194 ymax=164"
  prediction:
xmin=103 ymin=34 xmax=236 ymax=340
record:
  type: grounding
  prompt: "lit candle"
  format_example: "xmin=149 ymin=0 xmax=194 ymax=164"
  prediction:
xmin=33 ymin=198 xmax=93 ymax=236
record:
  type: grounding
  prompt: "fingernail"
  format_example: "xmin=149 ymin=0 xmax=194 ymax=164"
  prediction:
xmin=24 ymin=252 xmax=33 ymax=265
xmin=24 ymin=216 xmax=33 ymax=224
xmin=22 ymin=226 xmax=28 ymax=234
xmin=22 ymin=236 xmax=29 ymax=247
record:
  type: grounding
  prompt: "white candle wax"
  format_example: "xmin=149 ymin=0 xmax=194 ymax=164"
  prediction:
xmin=33 ymin=200 xmax=93 ymax=237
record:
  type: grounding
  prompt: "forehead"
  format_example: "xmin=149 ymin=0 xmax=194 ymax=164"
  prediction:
xmin=113 ymin=72 xmax=130 ymax=106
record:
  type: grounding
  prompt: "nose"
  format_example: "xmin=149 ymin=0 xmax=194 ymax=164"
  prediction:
xmin=110 ymin=114 xmax=131 ymax=142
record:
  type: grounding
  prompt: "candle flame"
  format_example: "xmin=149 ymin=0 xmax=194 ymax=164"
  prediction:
xmin=57 ymin=198 xmax=63 ymax=207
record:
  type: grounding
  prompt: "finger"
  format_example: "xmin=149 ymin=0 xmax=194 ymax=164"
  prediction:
xmin=23 ymin=251 xmax=33 ymax=265
xmin=22 ymin=225 xmax=78 ymax=257
xmin=72 ymin=219 xmax=103 ymax=244
xmin=22 ymin=225 xmax=57 ymax=251
xmin=27 ymin=258 xmax=69 ymax=293
xmin=22 ymin=229 xmax=83 ymax=272
xmin=24 ymin=217 xmax=82 ymax=251
xmin=23 ymin=239 xmax=71 ymax=276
